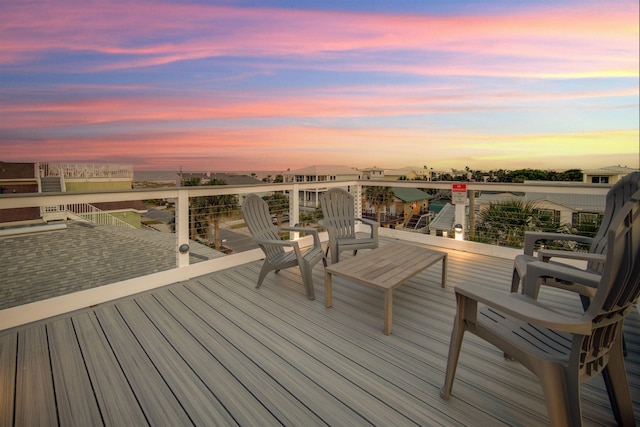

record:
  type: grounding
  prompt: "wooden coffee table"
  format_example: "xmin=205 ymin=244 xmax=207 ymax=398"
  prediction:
xmin=324 ymin=242 xmax=447 ymax=335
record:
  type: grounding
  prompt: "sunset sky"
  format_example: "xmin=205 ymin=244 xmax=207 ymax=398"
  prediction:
xmin=1 ymin=0 xmax=638 ymax=173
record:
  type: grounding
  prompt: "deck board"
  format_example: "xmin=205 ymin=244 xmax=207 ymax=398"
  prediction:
xmin=114 ymin=299 xmax=246 ymax=426
xmin=15 ymin=325 xmax=57 ymax=426
xmin=72 ymin=311 xmax=149 ymax=426
xmin=0 ymin=333 xmax=17 ymax=426
xmin=48 ymin=318 xmax=103 ymax=426
xmin=1 ymin=239 xmax=639 ymax=426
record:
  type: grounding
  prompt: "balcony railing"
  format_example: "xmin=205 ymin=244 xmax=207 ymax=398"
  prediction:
xmin=0 ymin=180 xmax=608 ymax=330
xmin=39 ymin=162 xmax=134 ymax=179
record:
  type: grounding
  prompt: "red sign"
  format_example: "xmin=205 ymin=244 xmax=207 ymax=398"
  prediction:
xmin=452 ymin=183 xmax=467 ymax=204
xmin=452 ymin=183 xmax=467 ymax=192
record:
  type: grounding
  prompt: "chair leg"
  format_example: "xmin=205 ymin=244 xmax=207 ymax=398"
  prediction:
xmin=602 ymin=329 xmax=635 ymax=426
xmin=510 ymin=268 xmax=521 ymax=293
xmin=538 ymin=368 xmax=581 ymax=427
xmin=299 ymin=262 xmax=315 ymax=300
xmin=440 ymin=294 xmax=467 ymax=400
xmin=256 ymin=262 xmax=271 ymax=289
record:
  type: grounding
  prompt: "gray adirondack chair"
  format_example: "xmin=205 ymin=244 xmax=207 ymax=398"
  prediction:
xmin=441 ymin=191 xmax=640 ymax=426
xmin=512 ymin=172 xmax=640 ymax=302
xmin=241 ymin=194 xmax=326 ymax=300
xmin=319 ymin=188 xmax=379 ymax=264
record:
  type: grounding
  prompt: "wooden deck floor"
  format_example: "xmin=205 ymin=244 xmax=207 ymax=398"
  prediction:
xmin=1 ymin=241 xmax=639 ymax=426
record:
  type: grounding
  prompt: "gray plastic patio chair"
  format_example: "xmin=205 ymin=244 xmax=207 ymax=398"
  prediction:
xmin=441 ymin=192 xmax=640 ymax=426
xmin=241 ymin=194 xmax=326 ymax=300
xmin=512 ymin=172 xmax=640 ymax=303
xmin=319 ymin=188 xmax=379 ymax=264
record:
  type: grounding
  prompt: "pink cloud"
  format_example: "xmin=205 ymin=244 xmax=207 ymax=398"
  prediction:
xmin=1 ymin=1 xmax=637 ymax=77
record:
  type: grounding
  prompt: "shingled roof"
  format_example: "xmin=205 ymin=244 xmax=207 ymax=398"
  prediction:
xmin=391 ymin=187 xmax=433 ymax=203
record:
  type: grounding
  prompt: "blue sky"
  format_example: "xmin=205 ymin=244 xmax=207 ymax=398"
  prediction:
xmin=0 ymin=0 xmax=638 ymax=172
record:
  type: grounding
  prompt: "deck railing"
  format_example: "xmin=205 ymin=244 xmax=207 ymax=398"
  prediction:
xmin=0 ymin=179 xmax=609 ymax=329
xmin=39 ymin=162 xmax=134 ymax=179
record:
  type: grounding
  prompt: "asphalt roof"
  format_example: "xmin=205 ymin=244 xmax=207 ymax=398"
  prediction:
xmin=0 ymin=221 xmax=224 ymax=310
xmin=429 ymin=202 xmax=456 ymax=231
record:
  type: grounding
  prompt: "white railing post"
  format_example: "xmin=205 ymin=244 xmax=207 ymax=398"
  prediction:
xmin=290 ymin=184 xmax=300 ymax=239
xmin=177 ymin=189 xmax=190 ymax=268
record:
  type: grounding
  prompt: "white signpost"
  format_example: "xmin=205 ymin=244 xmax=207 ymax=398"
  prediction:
xmin=452 ymin=183 xmax=467 ymax=239
xmin=452 ymin=183 xmax=467 ymax=204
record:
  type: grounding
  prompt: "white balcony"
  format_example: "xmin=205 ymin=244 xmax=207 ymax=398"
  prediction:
xmin=0 ymin=180 xmax=637 ymax=425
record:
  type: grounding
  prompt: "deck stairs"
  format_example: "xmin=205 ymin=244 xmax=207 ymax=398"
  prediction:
xmin=40 ymin=176 xmax=63 ymax=192
xmin=405 ymin=213 xmax=431 ymax=230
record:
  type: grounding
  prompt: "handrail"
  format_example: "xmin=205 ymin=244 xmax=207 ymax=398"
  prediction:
xmin=0 ymin=179 xmax=611 ymax=330
xmin=68 ymin=203 xmax=137 ymax=229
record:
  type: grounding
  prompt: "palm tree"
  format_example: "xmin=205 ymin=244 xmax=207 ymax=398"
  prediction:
xmin=262 ymin=193 xmax=289 ymax=225
xmin=203 ymin=178 xmax=238 ymax=250
xmin=471 ymin=200 xmax=560 ymax=248
xmin=184 ymin=177 xmax=203 ymax=240
xmin=365 ymin=186 xmax=395 ymax=224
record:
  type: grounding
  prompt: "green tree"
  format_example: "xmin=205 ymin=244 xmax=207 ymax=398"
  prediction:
xmin=365 ymin=186 xmax=395 ymax=223
xmin=262 ymin=192 xmax=289 ymax=225
xmin=561 ymin=169 xmax=583 ymax=181
xmin=191 ymin=178 xmax=238 ymax=250
xmin=184 ymin=177 xmax=203 ymax=240
xmin=206 ymin=178 xmax=237 ymax=250
xmin=470 ymin=200 xmax=560 ymax=248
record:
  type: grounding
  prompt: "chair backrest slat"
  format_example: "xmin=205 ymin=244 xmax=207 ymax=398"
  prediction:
xmin=320 ymin=188 xmax=356 ymax=238
xmin=587 ymin=172 xmax=640 ymax=272
xmin=580 ymin=191 xmax=640 ymax=374
xmin=241 ymin=194 xmax=285 ymax=260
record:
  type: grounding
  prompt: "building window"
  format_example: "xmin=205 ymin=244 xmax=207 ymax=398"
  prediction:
xmin=295 ymin=175 xmax=304 ymax=182
xmin=573 ymin=212 xmax=602 ymax=226
xmin=538 ymin=208 xmax=560 ymax=225
xmin=306 ymin=175 xmax=316 ymax=182
xmin=591 ymin=176 xmax=609 ymax=184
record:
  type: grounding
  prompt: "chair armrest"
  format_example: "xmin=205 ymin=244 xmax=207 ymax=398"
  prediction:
xmin=356 ymin=217 xmax=379 ymax=228
xmin=537 ymin=249 xmax=606 ymax=264
xmin=522 ymin=232 xmax=593 ymax=256
xmin=522 ymin=260 xmax=601 ymax=299
xmin=455 ymin=283 xmax=592 ymax=335
xmin=280 ymin=226 xmax=322 ymax=248
xmin=251 ymin=237 xmax=298 ymax=248
xmin=356 ymin=217 xmax=379 ymax=239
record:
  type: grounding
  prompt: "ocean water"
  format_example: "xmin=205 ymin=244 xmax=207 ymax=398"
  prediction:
xmin=134 ymin=170 xmax=282 ymax=182
xmin=134 ymin=170 xmax=180 ymax=182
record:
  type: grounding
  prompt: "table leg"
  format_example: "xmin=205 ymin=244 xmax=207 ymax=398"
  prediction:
xmin=324 ymin=270 xmax=333 ymax=308
xmin=384 ymin=289 xmax=392 ymax=335
xmin=441 ymin=253 xmax=448 ymax=288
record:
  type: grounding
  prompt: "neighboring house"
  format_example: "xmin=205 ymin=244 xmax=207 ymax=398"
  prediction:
xmin=0 ymin=162 xmax=147 ymax=228
xmin=0 ymin=162 xmax=41 ymax=223
xmin=473 ymin=190 xmax=606 ymax=229
xmin=387 ymin=187 xmax=431 ymax=219
xmin=523 ymin=192 xmax=605 ymax=228
xmin=285 ymin=165 xmax=361 ymax=209
xmin=383 ymin=166 xmax=430 ymax=181
xmin=361 ymin=187 xmax=432 ymax=229
xmin=360 ymin=166 xmax=386 ymax=180
xmin=582 ymin=165 xmax=639 ymax=184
